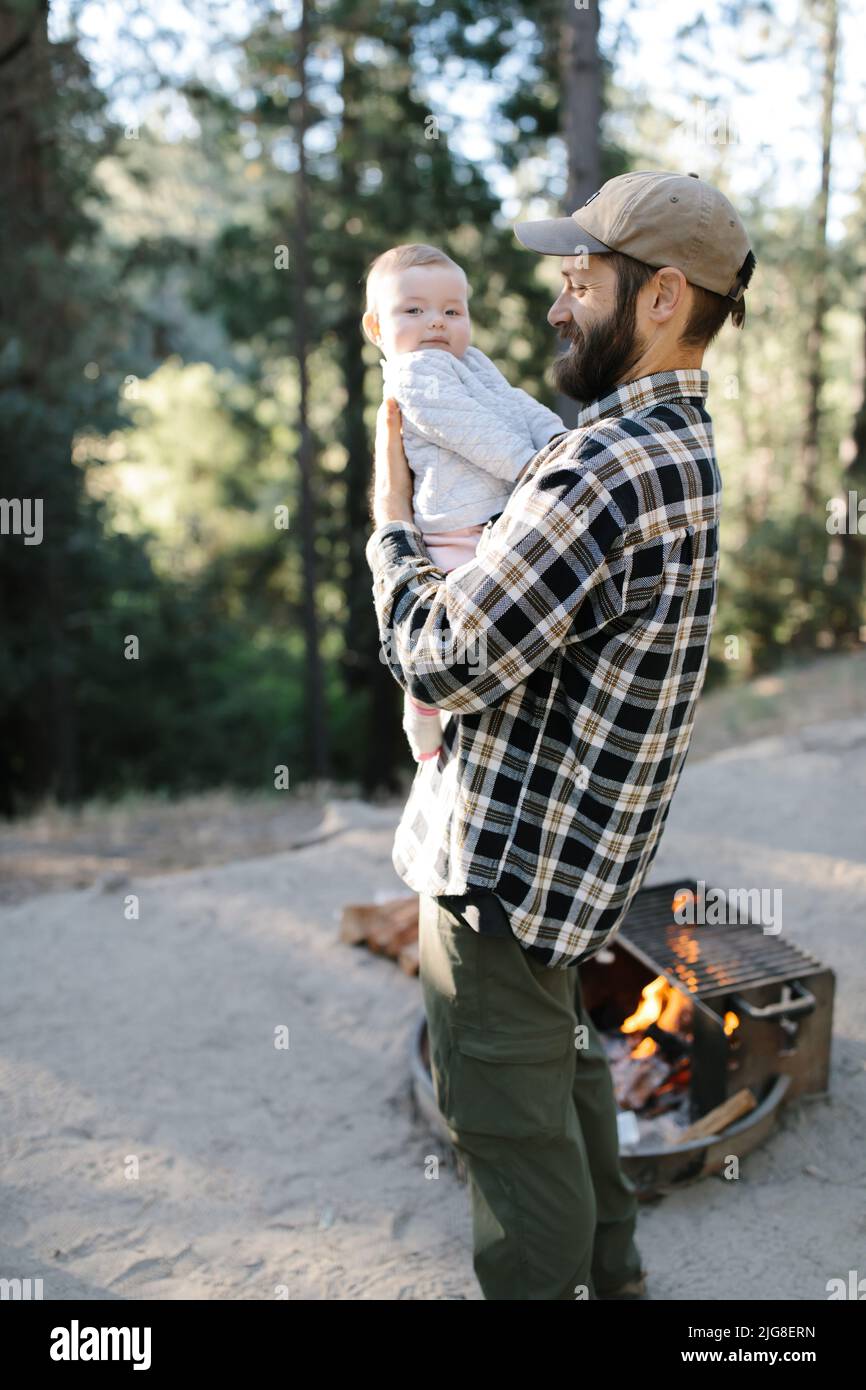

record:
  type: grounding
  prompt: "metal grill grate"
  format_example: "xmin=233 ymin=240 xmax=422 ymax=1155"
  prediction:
xmin=618 ymin=880 xmax=823 ymax=997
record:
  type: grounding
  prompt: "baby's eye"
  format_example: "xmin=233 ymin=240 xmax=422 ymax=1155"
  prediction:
xmin=404 ymin=306 xmax=421 ymax=315
xmin=445 ymin=309 xmax=462 ymax=316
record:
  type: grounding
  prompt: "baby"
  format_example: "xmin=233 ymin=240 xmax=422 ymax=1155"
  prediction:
xmin=362 ymin=242 xmax=566 ymax=764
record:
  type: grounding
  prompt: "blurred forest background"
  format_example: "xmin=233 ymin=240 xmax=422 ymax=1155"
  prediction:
xmin=2 ymin=0 xmax=866 ymax=821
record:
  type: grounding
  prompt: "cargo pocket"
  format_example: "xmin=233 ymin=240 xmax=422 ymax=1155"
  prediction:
xmin=443 ymin=1025 xmax=575 ymax=1140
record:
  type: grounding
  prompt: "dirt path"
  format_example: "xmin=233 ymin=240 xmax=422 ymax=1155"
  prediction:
xmin=0 ymin=788 xmax=332 ymax=907
xmin=2 ymin=652 xmax=863 ymax=908
xmin=1 ymin=722 xmax=865 ymax=1300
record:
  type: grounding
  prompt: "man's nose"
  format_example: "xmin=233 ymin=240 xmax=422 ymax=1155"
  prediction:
xmin=548 ymin=293 xmax=571 ymax=328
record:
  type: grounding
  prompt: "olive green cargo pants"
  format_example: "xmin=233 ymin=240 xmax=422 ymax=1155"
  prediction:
xmin=418 ymin=890 xmax=643 ymax=1300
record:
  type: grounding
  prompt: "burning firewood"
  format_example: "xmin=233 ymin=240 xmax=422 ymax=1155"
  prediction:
xmin=621 ymin=974 xmax=694 ymax=1038
xmin=617 ymin=1054 xmax=671 ymax=1110
xmin=646 ymin=1065 xmax=692 ymax=1116
xmin=603 ymin=973 xmax=696 ymax=1112
xmin=644 ymin=1021 xmax=691 ymax=1062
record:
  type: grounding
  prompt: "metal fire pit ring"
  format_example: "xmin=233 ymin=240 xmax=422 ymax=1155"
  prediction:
xmin=410 ymin=1012 xmax=792 ymax=1199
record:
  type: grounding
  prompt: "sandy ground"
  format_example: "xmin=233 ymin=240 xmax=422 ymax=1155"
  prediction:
xmin=1 ymin=717 xmax=865 ymax=1300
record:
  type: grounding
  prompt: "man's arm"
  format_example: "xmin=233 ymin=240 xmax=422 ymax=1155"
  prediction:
xmin=366 ymin=455 xmax=630 ymax=715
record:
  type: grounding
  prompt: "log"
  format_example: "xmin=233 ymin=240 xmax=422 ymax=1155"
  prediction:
xmin=366 ymin=912 xmax=419 ymax=955
xmin=617 ymin=1054 xmax=671 ymax=1111
xmin=339 ymin=896 xmax=417 ymax=948
xmin=340 ymin=902 xmax=381 ymax=946
xmin=674 ymin=1087 xmax=757 ymax=1144
xmin=644 ymin=1022 xmax=690 ymax=1062
xmin=398 ymin=940 xmax=420 ymax=976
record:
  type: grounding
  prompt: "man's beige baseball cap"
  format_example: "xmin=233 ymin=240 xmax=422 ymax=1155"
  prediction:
xmin=514 ymin=169 xmax=753 ymax=307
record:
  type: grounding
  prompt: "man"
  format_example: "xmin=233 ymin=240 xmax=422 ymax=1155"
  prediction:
xmin=365 ymin=170 xmax=755 ymax=1300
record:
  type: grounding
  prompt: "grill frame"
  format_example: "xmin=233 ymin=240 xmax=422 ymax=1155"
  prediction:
xmin=412 ymin=877 xmax=836 ymax=1199
xmin=582 ymin=877 xmax=836 ymax=1118
xmin=611 ymin=879 xmax=826 ymax=998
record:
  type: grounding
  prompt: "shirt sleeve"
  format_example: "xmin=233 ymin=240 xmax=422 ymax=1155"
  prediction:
xmin=364 ymin=453 xmax=630 ymax=715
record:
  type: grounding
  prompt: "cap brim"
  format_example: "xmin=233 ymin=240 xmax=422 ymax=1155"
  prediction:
xmin=513 ymin=217 xmax=614 ymax=257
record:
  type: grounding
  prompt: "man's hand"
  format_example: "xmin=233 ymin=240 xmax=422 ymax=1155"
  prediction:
xmin=371 ymin=397 xmax=415 ymax=530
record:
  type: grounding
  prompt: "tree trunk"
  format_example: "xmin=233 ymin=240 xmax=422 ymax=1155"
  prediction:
xmin=335 ymin=34 xmax=405 ymax=796
xmin=294 ymin=0 xmax=330 ymax=785
xmin=556 ymin=0 xmax=603 ymax=430
xmin=0 ymin=0 xmax=81 ymax=805
xmin=562 ymin=0 xmax=603 ymax=212
xmin=797 ymin=0 xmax=838 ymax=628
xmin=834 ymin=276 xmax=866 ymax=641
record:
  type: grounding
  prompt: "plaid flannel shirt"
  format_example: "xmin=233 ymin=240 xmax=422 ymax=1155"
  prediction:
xmin=365 ymin=369 xmax=721 ymax=969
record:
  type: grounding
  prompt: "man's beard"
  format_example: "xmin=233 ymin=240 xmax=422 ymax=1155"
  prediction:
xmin=550 ymin=291 xmax=648 ymax=406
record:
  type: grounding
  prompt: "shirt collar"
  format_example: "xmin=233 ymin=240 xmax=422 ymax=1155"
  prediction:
xmin=575 ymin=368 xmax=709 ymax=428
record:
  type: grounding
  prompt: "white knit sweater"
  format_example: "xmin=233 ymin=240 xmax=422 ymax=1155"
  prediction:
xmin=380 ymin=345 xmax=566 ymax=530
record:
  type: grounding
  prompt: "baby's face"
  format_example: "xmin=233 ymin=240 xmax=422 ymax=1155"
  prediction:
xmin=368 ymin=265 xmax=471 ymax=359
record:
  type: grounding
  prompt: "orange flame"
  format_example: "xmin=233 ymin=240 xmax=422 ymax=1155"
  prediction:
xmin=621 ymin=976 xmax=668 ymax=1034
xmin=620 ymin=975 xmax=693 ymax=1058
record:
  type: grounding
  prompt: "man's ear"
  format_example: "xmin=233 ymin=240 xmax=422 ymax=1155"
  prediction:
xmin=362 ymin=310 xmax=381 ymax=347
xmin=647 ymin=266 xmax=688 ymax=324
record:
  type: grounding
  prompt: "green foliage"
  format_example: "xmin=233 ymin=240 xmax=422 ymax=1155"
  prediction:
xmin=1 ymin=0 xmax=864 ymax=814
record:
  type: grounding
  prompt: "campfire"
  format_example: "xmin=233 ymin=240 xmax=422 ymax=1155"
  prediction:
xmin=600 ymin=971 xmax=741 ymax=1149
xmin=602 ymin=975 xmax=693 ymax=1142
xmin=413 ymin=877 xmax=835 ymax=1196
xmin=578 ymin=877 xmax=835 ymax=1171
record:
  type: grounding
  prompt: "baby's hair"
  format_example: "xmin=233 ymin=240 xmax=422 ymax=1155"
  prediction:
xmin=362 ymin=243 xmax=469 ymax=326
